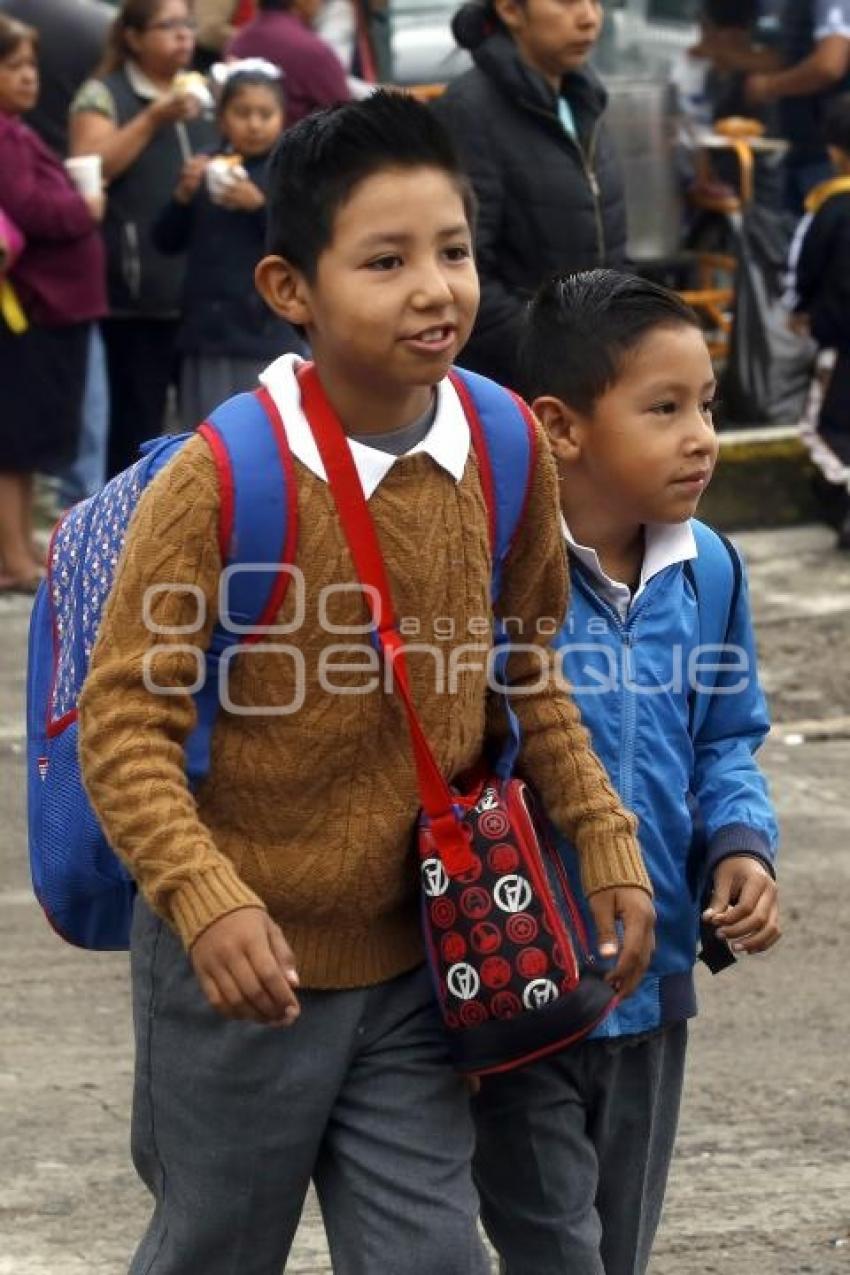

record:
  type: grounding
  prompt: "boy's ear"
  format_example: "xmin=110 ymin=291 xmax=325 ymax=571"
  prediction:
xmin=532 ymin=396 xmax=584 ymax=464
xmin=255 ymin=255 xmax=312 ymax=328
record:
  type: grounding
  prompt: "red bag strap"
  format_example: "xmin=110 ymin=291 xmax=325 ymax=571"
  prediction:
xmin=297 ymin=362 xmax=474 ymax=875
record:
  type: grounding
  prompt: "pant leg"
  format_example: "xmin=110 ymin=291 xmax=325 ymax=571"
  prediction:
xmin=103 ymin=317 xmax=179 ymax=478
xmin=314 ymin=965 xmax=490 ymax=1275
xmin=56 ymin=323 xmax=109 ymax=506
xmin=129 ymin=898 xmax=365 ymax=1275
xmin=473 ymin=1047 xmax=606 ymax=1275
xmin=472 ymin=1025 xmax=688 ymax=1275
xmin=593 ymin=1024 xmax=688 ymax=1275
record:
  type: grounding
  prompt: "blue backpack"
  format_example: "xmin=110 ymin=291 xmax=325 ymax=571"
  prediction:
xmin=26 ymin=367 xmax=538 ymax=951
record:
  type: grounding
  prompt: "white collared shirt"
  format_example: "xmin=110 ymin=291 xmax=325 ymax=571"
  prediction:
xmin=562 ymin=516 xmax=697 ymax=622
xmin=259 ymin=353 xmax=471 ymax=499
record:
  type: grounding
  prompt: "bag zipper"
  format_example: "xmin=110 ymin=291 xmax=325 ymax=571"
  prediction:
xmin=507 ymin=781 xmax=580 ymax=987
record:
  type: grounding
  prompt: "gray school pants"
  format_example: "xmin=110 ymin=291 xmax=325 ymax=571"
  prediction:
xmin=129 ymin=900 xmax=490 ymax=1275
xmin=472 ymin=1024 xmax=688 ymax=1275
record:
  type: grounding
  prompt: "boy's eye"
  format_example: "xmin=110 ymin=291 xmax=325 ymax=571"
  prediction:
xmin=443 ymin=243 xmax=472 ymax=262
xmin=649 ymin=400 xmax=677 ymax=416
xmin=366 ymin=255 xmax=402 ymax=271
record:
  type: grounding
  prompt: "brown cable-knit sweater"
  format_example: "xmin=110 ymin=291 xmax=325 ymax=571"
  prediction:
xmin=78 ymin=421 xmax=650 ymax=988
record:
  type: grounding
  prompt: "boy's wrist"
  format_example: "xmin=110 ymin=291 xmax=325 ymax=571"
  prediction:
xmin=578 ymin=830 xmax=653 ymax=898
xmin=705 ymin=823 xmax=774 ymax=881
xmin=168 ymin=862 xmax=268 ymax=950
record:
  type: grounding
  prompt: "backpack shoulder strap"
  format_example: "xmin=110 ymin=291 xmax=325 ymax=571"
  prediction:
xmin=185 ymin=387 xmax=298 ymax=783
xmin=684 ymin=519 xmax=743 ymax=735
xmin=198 ymin=386 xmax=298 ymax=642
xmin=448 ymin=367 xmax=537 ymax=601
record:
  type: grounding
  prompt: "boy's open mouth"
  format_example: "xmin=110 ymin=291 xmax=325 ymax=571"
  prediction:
xmin=402 ymin=326 xmax=456 ymax=353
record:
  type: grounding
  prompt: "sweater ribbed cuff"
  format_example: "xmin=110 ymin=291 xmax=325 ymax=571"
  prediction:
xmin=705 ymin=824 xmax=774 ymax=881
xmin=577 ymin=832 xmax=653 ymax=898
xmin=168 ymin=863 xmax=267 ymax=951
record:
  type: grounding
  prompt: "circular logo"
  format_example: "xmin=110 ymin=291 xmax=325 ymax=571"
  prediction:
xmin=488 ymin=843 xmax=520 ymax=875
xmin=479 ymin=810 xmax=511 ymax=840
xmin=430 ymin=898 xmax=457 ymax=930
xmin=455 ymin=855 xmax=483 ymax=885
xmin=480 ymin=955 xmax=512 ymax=990
xmin=441 ymin=931 xmax=467 ymax=964
xmin=493 ymin=874 xmax=533 ymax=914
xmin=421 ymin=857 xmax=449 ymax=898
xmin=459 ymin=1000 xmax=489 ymax=1027
xmin=470 ymin=921 xmax=502 ymax=955
xmin=490 ymin=990 xmax=522 ymax=1020
xmin=460 ymin=886 xmax=492 ymax=920
xmin=522 ymin=978 xmax=560 ymax=1010
xmin=447 ymin=961 xmax=481 ymax=1001
xmin=506 ymin=912 xmax=538 ymax=945
xmin=516 ymin=947 xmax=549 ymax=980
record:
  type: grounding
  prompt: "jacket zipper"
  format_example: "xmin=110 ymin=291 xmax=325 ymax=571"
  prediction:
xmin=509 ymin=782 xmax=581 ymax=987
xmin=525 ymin=104 xmax=606 ymax=263
xmin=570 ymin=568 xmax=640 ymax=807
xmin=578 ymin=119 xmax=605 ymax=265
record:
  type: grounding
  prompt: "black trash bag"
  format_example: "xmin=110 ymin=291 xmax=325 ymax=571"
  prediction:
xmin=721 ymin=205 xmax=816 ymax=427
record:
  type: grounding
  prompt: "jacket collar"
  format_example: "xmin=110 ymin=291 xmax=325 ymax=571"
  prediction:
xmin=472 ymin=31 xmax=607 ymax=127
xmin=804 ymin=174 xmax=850 ymax=215
xmin=562 ymin=517 xmax=697 ymax=621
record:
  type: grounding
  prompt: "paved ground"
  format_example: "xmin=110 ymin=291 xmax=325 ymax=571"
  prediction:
xmin=1 ymin=524 xmax=849 ymax=1274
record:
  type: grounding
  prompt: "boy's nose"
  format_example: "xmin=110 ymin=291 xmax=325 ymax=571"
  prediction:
xmin=411 ymin=264 xmax=454 ymax=307
xmin=685 ymin=414 xmax=718 ymax=456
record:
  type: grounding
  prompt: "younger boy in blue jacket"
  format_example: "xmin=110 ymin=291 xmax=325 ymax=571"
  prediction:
xmin=472 ymin=269 xmax=781 ymax=1275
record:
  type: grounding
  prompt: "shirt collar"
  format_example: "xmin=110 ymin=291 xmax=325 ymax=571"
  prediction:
xmin=562 ymin=515 xmax=697 ymax=620
xmin=259 ymin=353 xmax=470 ymax=500
xmin=126 ymin=61 xmax=167 ymax=100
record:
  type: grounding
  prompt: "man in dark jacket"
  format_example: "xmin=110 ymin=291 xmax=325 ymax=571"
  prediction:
xmin=746 ymin=0 xmax=850 ymax=211
xmin=435 ymin=0 xmax=626 ymax=388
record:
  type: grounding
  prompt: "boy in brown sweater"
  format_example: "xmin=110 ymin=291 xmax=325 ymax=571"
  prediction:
xmin=78 ymin=92 xmax=654 ymax=1273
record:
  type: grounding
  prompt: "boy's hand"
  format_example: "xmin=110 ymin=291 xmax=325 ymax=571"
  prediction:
xmin=218 ymin=178 xmax=265 ymax=212
xmin=190 ymin=907 xmax=301 ymax=1026
xmin=589 ymin=887 xmax=656 ymax=998
xmin=703 ymin=856 xmax=780 ymax=954
xmin=174 ymin=155 xmax=209 ymax=205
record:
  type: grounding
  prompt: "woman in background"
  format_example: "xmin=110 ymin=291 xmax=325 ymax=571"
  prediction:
xmin=69 ymin=0 xmax=215 ymax=476
xmin=0 ymin=15 xmax=105 ymax=592
xmin=435 ymin=0 xmax=627 ymax=389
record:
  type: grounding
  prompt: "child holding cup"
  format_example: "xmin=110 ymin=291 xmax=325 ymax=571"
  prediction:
xmin=152 ymin=59 xmax=304 ymax=425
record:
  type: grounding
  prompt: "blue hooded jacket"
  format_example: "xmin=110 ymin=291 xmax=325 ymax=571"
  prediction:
xmin=551 ymin=520 xmax=778 ymax=1038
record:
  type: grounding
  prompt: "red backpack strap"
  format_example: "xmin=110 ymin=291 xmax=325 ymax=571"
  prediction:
xmin=297 ymin=362 xmax=475 ymax=876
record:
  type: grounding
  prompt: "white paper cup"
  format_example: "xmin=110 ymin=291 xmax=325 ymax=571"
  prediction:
xmin=65 ymin=154 xmax=102 ymax=198
xmin=205 ymin=158 xmax=246 ymax=203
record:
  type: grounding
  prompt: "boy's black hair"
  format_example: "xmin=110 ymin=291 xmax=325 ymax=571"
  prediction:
xmin=518 ymin=270 xmax=701 ymax=413
xmin=823 ymin=92 xmax=850 ymax=154
xmin=265 ymin=91 xmax=476 ymax=280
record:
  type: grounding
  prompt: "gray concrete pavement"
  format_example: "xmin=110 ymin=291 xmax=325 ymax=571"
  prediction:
xmin=2 ymin=524 xmax=849 ymax=1273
